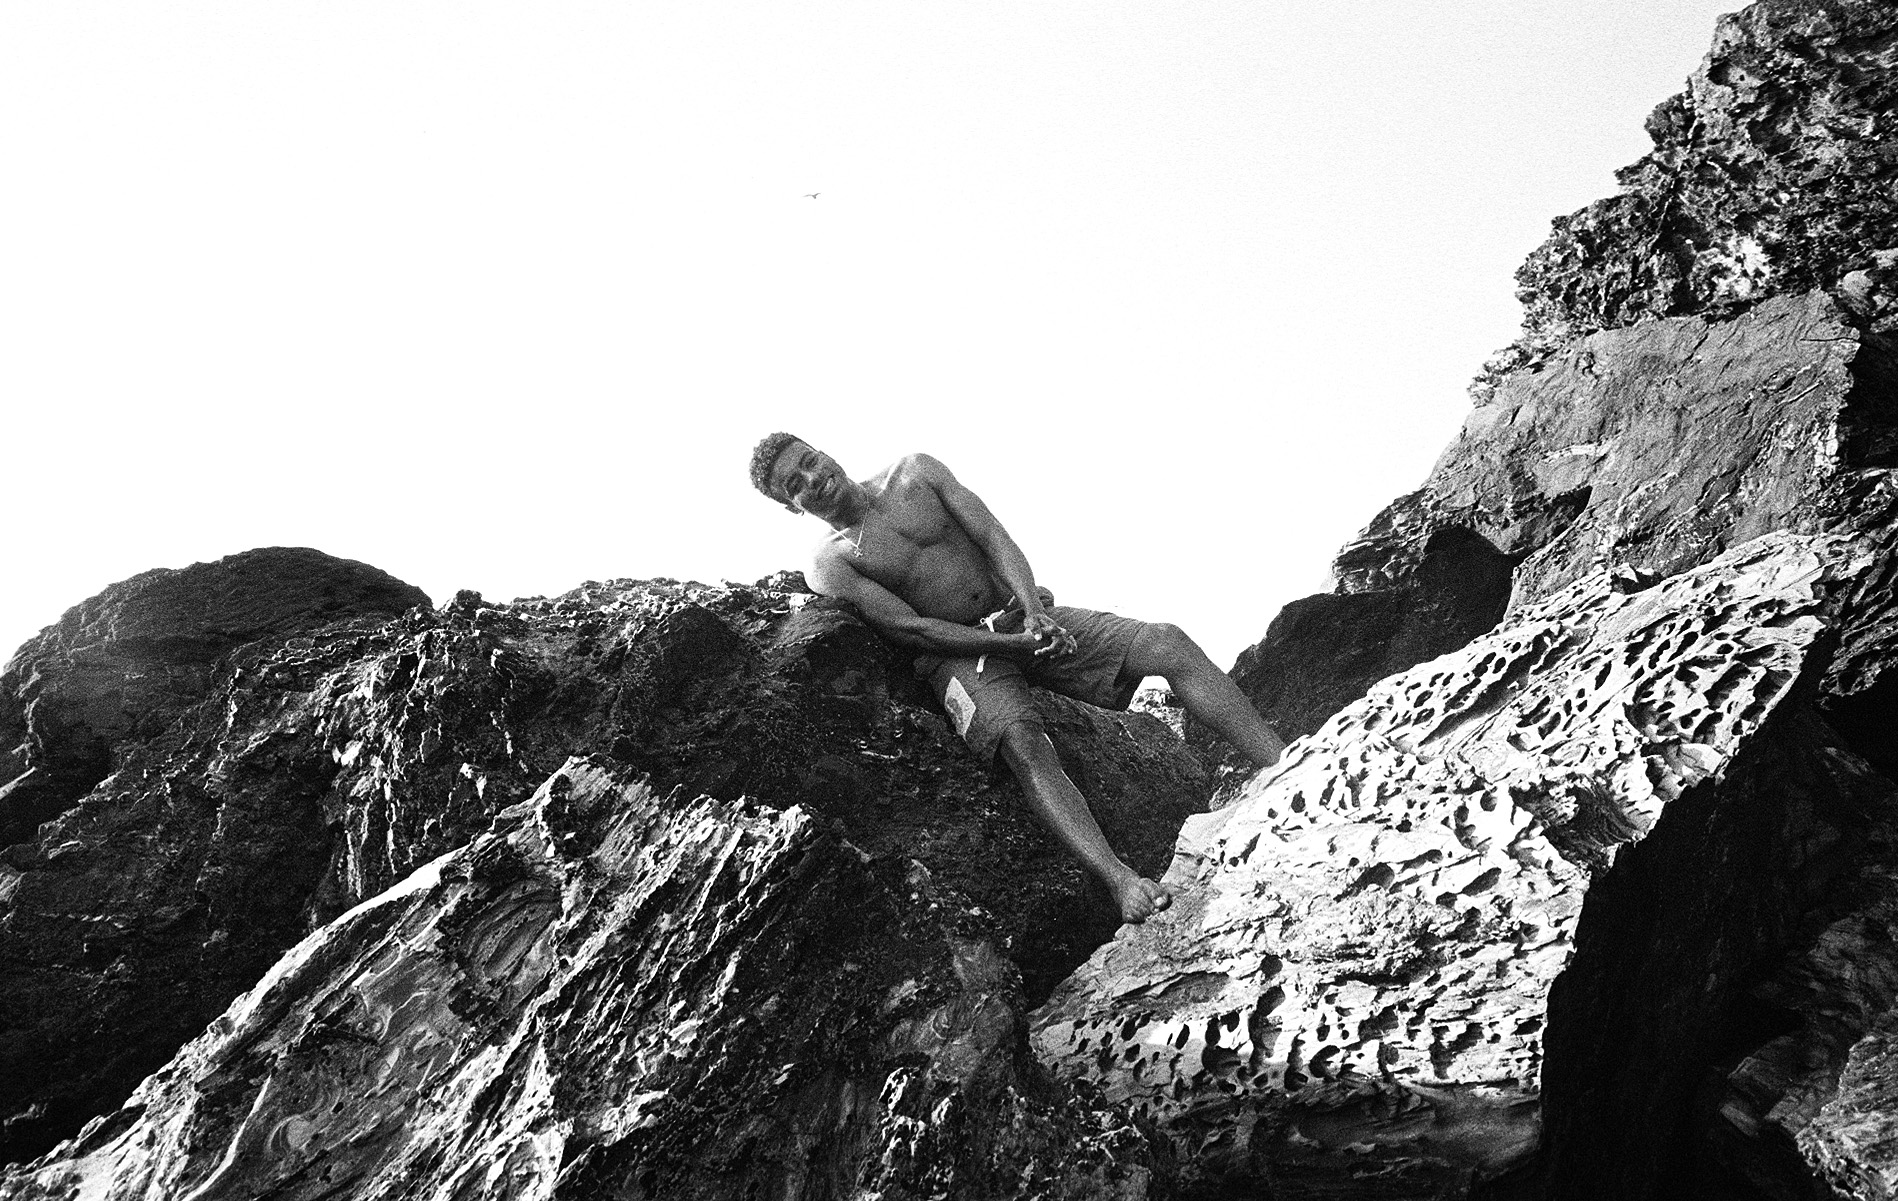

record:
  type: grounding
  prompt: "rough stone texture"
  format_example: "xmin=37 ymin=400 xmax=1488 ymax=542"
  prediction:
xmin=1204 ymin=287 xmax=1894 ymax=762
xmin=1422 ymin=291 xmax=1886 ymax=612
xmin=1531 ymin=707 xmax=1898 ymax=1201
xmin=1507 ymin=0 xmax=1898 ymax=364
xmin=0 ymin=565 xmax=1208 ymax=1175
xmin=0 ymin=759 xmax=1159 ymax=1201
xmin=0 ymin=547 xmax=430 ymax=848
xmin=1802 ymin=1013 xmax=1898 ymax=1199
xmin=1036 ymin=531 xmax=1897 ymax=1198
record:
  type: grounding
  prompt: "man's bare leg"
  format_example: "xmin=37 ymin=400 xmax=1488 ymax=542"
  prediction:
xmin=996 ymin=723 xmax=1171 ymax=923
xmin=1125 ymin=623 xmax=1287 ymax=768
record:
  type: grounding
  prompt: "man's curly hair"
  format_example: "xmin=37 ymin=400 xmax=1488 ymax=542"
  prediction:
xmin=748 ymin=431 xmax=806 ymax=502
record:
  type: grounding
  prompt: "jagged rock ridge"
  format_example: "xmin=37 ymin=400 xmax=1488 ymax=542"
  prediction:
xmin=0 ymin=547 xmax=427 ymax=848
xmin=1510 ymin=0 xmax=1898 ymax=360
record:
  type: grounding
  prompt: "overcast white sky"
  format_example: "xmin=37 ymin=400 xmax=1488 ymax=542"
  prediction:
xmin=2 ymin=1 xmax=1740 ymax=670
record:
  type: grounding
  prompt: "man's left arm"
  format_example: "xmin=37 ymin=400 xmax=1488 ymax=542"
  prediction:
xmin=917 ymin=454 xmax=1075 ymax=655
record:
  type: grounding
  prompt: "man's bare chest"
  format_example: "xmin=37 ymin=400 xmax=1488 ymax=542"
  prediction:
xmin=851 ymin=497 xmax=975 ymax=583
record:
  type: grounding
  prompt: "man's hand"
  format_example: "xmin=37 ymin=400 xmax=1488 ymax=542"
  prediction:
xmin=1022 ymin=612 xmax=1077 ymax=658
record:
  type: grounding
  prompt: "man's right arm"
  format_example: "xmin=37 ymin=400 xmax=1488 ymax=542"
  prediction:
xmin=808 ymin=551 xmax=1040 ymax=657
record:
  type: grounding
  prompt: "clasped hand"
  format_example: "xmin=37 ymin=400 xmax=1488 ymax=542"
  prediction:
xmin=1021 ymin=612 xmax=1077 ymax=658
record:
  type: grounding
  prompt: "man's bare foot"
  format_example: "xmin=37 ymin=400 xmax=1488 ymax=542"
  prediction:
xmin=1110 ymin=870 xmax=1173 ymax=924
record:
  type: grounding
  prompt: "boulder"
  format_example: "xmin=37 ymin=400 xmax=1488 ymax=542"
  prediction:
xmin=0 ymin=547 xmax=429 ymax=848
xmin=1208 ymin=285 xmax=1896 ymax=765
xmin=0 ymin=569 xmax=1209 ymax=1174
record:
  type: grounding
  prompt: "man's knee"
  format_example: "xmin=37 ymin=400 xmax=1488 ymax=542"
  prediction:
xmin=1130 ymin=621 xmax=1204 ymax=675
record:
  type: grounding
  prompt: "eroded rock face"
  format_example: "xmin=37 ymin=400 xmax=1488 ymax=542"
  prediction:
xmin=1034 ymin=531 xmax=1896 ymax=1197
xmin=1180 ymin=9 xmax=1898 ymax=1190
xmin=1209 ymin=287 xmax=1897 ymax=766
xmin=0 ymin=566 xmax=1208 ymax=1170
xmin=0 ymin=759 xmax=1159 ymax=1201
xmin=1186 ymin=15 xmax=1898 ymax=1183
xmin=1419 ymin=291 xmax=1888 ymax=612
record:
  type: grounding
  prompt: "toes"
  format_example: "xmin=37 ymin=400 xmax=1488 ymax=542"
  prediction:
xmin=1116 ymin=877 xmax=1172 ymax=924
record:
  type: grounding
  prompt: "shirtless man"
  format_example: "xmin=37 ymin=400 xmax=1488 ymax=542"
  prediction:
xmin=749 ymin=432 xmax=1287 ymax=923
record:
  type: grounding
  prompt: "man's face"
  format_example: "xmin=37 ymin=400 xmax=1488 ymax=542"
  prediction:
xmin=768 ymin=441 xmax=849 ymax=516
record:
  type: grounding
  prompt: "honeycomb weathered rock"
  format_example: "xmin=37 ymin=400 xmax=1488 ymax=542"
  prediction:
xmin=1035 ymin=531 xmax=1884 ymax=1196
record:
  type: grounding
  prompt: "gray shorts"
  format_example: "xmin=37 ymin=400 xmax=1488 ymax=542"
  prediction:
xmin=918 ymin=605 xmax=1151 ymax=762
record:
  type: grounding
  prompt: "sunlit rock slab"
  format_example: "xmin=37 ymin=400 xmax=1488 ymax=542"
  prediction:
xmin=0 ymin=757 xmax=1158 ymax=1201
xmin=1033 ymin=530 xmax=1868 ymax=1196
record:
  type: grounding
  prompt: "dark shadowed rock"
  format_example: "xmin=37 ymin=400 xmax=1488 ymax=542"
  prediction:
xmin=1214 ymin=521 xmax=1515 ymax=748
xmin=0 ymin=547 xmax=429 ymax=848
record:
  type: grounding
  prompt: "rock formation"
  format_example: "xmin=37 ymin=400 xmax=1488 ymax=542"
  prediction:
xmin=8 ymin=2 xmax=1898 ymax=1198
xmin=0 ymin=759 xmax=1158 ymax=1201
xmin=1117 ymin=1 xmax=1898 ymax=1196
xmin=0 ymin=557 xmax=1204 ymax=1193
xmin=0 ymin=547 xmax=428 ymax=848
xmin=1207 ymin=0 xmax=1898 ymax=756
xmin=1509 ymin=0 xmax=1898 ymax=358
xmin=1037 ymin=529 xmax=1898 ymax=1197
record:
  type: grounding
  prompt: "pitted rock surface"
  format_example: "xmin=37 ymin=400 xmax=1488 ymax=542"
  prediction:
xmin=0 ymin=569 xmax=1206 ymax=1167
xmin=0 ymin=759 xmax=1158 ymax=1201
xmin=1033 ymin=531 xmax=1870 ymax=1196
